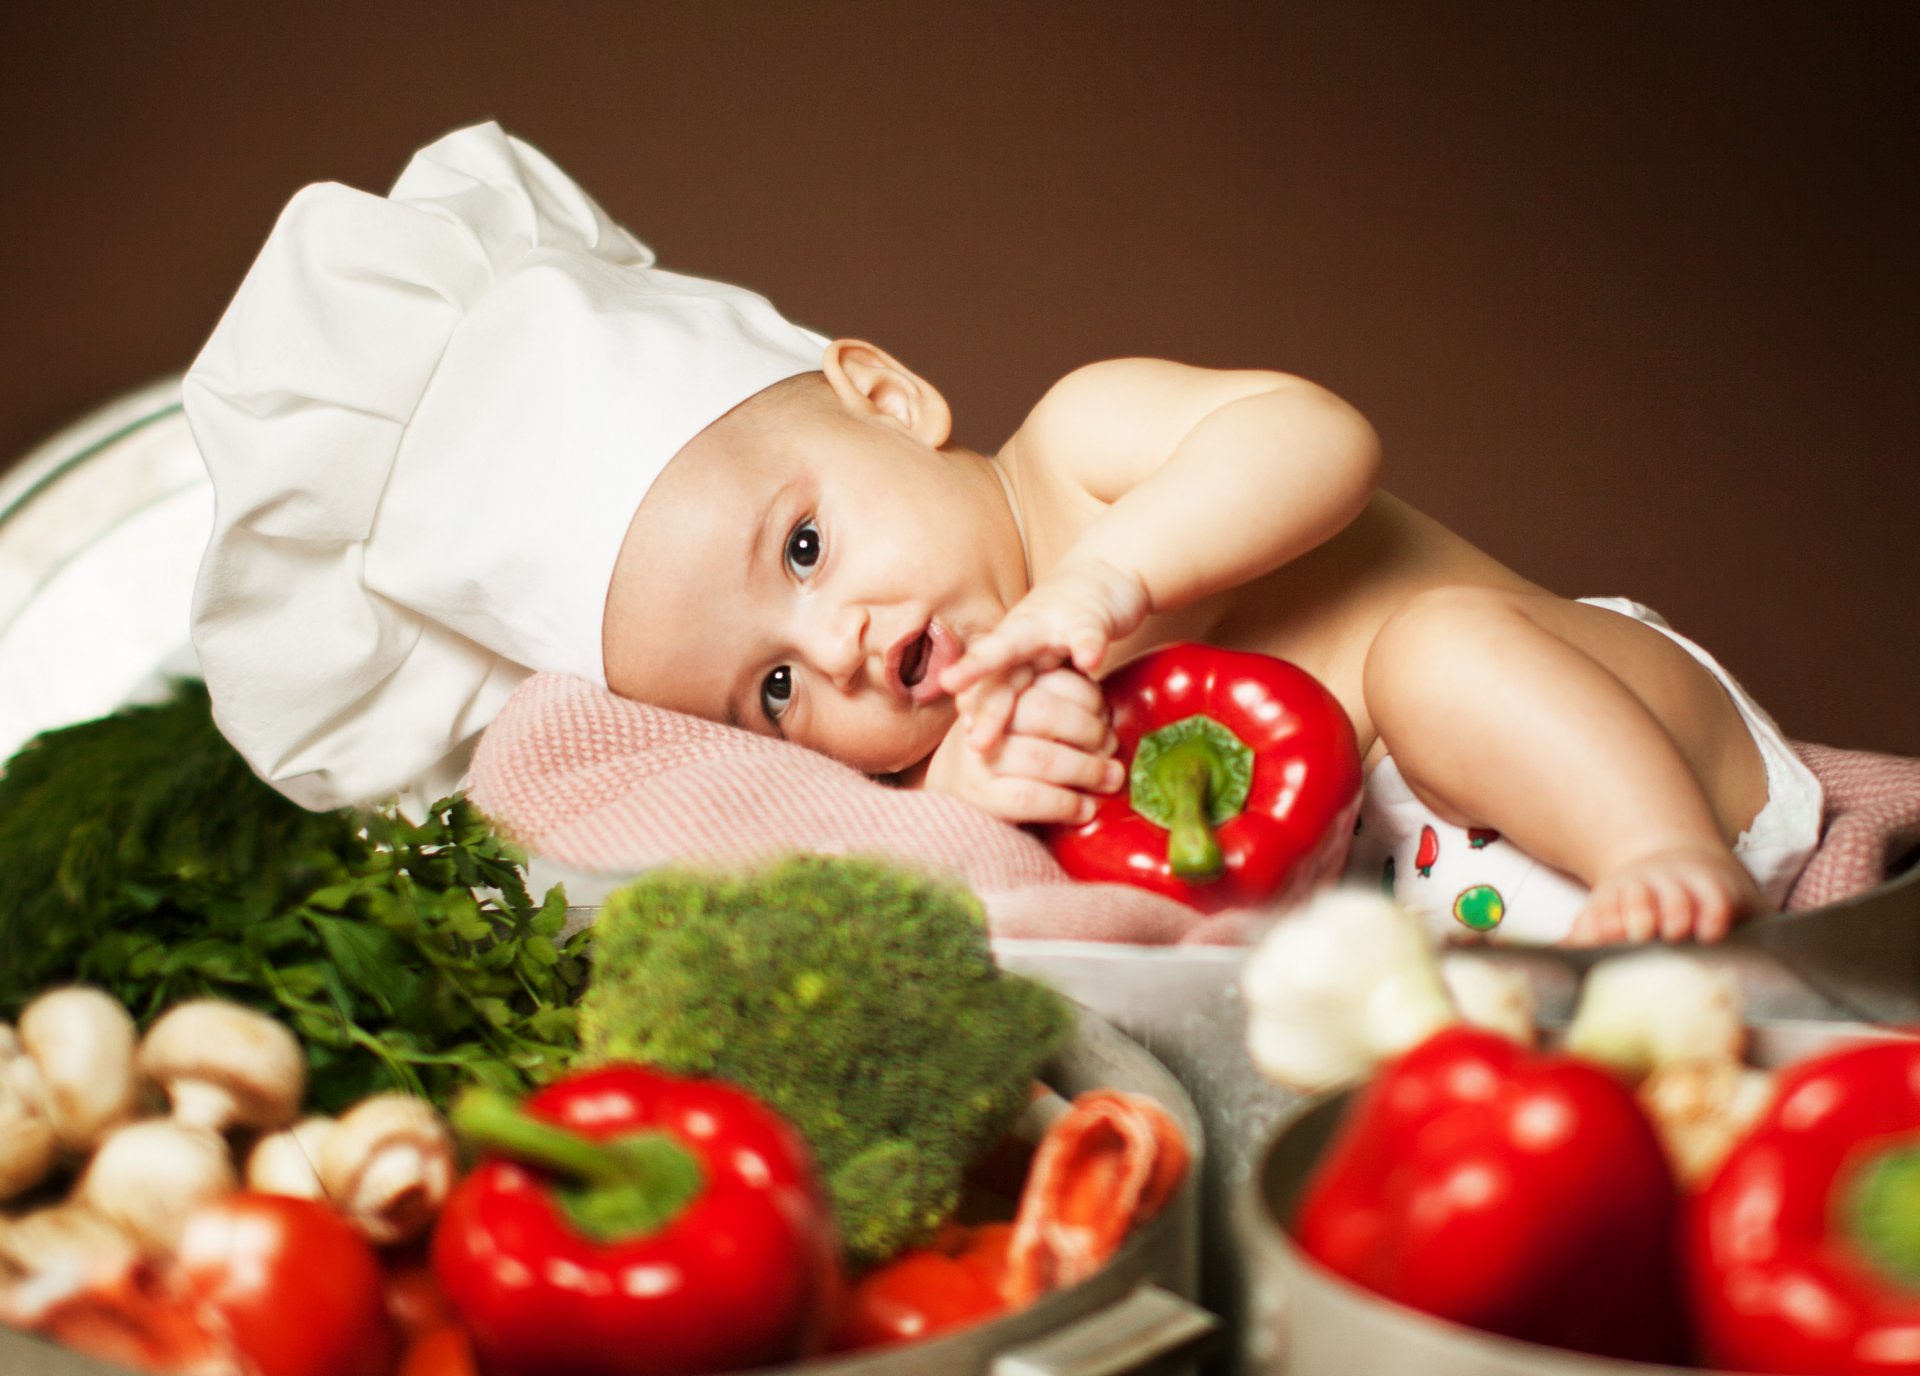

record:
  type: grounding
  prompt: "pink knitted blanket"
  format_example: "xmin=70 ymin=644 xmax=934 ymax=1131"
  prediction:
xmin=465 ymin=674 xmax=1919 ymax=943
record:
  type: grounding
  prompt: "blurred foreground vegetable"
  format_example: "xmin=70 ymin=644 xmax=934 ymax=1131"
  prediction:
xmin=1689 ymin=1038 xmax=1920 ymax=1374
xmin=0 ymin=684 xmax=582 ymax=1111
xmin=434 ymin=1065 xmax=838 ymax=1376
xmin=1294 ymin=1025 xmax=1689 ymax=1365
xmin=578 ymin=856 xmax=1073 ymax=1266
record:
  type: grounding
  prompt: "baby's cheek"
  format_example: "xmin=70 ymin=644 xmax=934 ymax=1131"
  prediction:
xmin=811 ymin=700 xmax=957 ymax=777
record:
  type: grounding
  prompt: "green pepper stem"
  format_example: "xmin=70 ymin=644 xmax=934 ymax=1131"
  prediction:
xmin=1849 ymin=1141 xmax=1920 ymax=1289
xmin=452 ymin=1087 xmax=706 ymax=1242
xmin=1156 ymin=741 xmax=1225 ymax=880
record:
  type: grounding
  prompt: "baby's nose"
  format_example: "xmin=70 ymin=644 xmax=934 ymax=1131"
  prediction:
xmin=806 ymin=602 xmax=870 ymax=692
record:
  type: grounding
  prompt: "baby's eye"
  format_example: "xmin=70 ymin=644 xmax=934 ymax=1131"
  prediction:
xmin=783 ymin=517 xmax=822 ymax=579
xmin=761 ymin=665 xmax=795 ymax=723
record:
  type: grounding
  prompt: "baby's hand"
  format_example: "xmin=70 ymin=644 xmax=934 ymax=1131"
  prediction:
xmin=920 ymin=668 xmax=1124 ymax=825
xmin=939 ymin=556 xmax=1149 ymax=752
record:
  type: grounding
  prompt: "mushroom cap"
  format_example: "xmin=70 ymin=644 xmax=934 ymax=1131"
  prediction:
xmin=79 ymin=1119 xmax=238 ymax=1256
xmin=245 ymin=1116 xmax=336 ymax=1199
xmin=318 ymin=1093 xmax=456 ymax=1244
xmin=16 ymin=986 xmax=140 ymax=1151
xmin=138 ymin=1000 xmax=307 ymax=1133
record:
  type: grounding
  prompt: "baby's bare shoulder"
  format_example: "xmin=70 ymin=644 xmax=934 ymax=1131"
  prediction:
xmin=1006 ymin=358 xmax=1303 ymax=503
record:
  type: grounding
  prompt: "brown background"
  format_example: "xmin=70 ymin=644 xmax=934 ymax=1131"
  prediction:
xmin=2 ymin=3 xmax=1913 ymax=751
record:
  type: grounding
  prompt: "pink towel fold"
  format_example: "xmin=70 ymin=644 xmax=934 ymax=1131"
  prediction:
xmin=464 ymin=674 xmax=1919 ymax=944
xmin=465 ymin=674 xmax=1266 ymax=944
xmin=1787 ymin=742 xmax=1920 ymax=910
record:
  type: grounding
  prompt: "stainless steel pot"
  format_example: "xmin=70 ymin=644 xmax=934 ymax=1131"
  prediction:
xmin=1236 ymin=1018 xmax=1912 ymax=1376
xmin=0 ymin=1008 xmax=1215 ymax=1376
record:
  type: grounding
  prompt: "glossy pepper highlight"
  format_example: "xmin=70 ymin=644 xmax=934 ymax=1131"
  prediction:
xmin=432 ymin=1064 xmax=840 ymax=1376
xmin=1293 ymin=1026 xmax=1690 ymax=1364
xmin=1689 ymin=1038 xmax=1920 ymax=1375
xmin=1043 ymin=643 xmax=1362 ymax=913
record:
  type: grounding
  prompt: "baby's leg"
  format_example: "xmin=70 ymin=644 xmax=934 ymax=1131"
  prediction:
xmin=1360 ymin=587 xmax=1770 ymax=943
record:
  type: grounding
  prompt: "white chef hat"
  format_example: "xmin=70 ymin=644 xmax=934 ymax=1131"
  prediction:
xmin=185 ymin=122 xmax=825 ymax=812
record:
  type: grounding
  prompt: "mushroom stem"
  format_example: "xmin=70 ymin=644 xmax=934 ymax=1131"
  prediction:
xmin=168 ymin=1080 xmax=244 ymax=1135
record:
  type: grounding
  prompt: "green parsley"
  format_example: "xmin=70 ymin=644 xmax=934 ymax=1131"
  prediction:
xmin=0 ymin=682 xmax=586 ymax=1112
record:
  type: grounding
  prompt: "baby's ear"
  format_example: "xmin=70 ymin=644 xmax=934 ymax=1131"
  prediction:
xmin=821 ymin=338 xmax=952 ymax=446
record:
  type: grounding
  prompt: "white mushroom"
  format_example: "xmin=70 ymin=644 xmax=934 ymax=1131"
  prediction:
xmin=1244 ymin=887 xmax=1459 ymax=1093
xmin=0 ymin=1025 xmax=61 ymax=1199
xmin=1439 ymin=955 xmax=1538 ymax=1048
xmin=16 ymin=987 xmax=141 ymax=1151
xmin=245 ymin=1116 xmax=336 ymax=1199
xmin=1637 ymin=1058 xmax=1777 ymax=1187
xmin=0 ymin=1202 xmax=140 ymax=1291
xmin=317 ymin=1094 xmax=456 ymax=1245
xmin=0 ymin=1202 xmax=146 ymax=1331
xmin=79 ymin=1120 xmax=237 ymax=1256
xmin=1563 ymin=950 xmax=1746 ymax=1080
xmin=139 ymin=1001 xmax=306 ymax=1135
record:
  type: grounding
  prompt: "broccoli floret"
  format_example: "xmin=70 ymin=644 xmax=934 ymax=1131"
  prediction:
xmin=577 ymin=855 xmax=1073 ymax=1265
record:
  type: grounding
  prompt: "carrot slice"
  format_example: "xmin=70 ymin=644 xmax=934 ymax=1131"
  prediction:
xmin=1003 ymin=1091 xmax=1188 ymax=1303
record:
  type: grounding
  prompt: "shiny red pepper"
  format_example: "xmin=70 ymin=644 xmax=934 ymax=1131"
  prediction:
xmin=1294 ymin=1026 xmax=1690 ymax=1364
xmin=432 ymin=1064 xmax=841 ymax=1376
xmin=1042 ymin=643 xmax=1362 ymax=912
xmin=1688 ymin=1038 xmax=1920 ymax=1374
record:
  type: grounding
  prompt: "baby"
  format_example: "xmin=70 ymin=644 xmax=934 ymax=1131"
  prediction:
xmin=600 ymin=344 xmax=1820 ymax=946
xmin=188 ymin=123 xmax=1822 ymax=946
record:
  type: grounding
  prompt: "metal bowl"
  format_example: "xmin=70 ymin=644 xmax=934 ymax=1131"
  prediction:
xmin=1236 ymin=1018 xmax=1911 ymax=1376
xmin=0 ymin=377 xmax=203 ymax=763
xmin=1 ymin=1005 xmax=1214 ymax=1376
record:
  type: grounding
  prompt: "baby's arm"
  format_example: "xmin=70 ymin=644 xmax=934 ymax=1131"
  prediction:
xmin=943 ymin=359 xmax=1381 ymax=744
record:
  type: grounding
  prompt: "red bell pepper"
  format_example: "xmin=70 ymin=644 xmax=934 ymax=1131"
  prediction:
xmin=1293 ymin=1025 xmax=1690 ymax=1364
xmin=1688 ymin=1038 xmax=1920 ymax=1374
xmin=1041 ymin=643 xmax=1361 ymax=913
xmin=432 ymin=1064 xmax=841 ymax=1376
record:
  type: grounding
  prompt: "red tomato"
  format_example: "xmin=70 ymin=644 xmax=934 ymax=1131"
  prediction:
xmin=838 ymin=1250 xmax=1006 ymax=1349
xmin=175 ymin=1192 xmax=396 ymax=1376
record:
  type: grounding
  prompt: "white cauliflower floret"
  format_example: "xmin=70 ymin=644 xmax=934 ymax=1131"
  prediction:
xmin=1564 ymin=949 xmax=1746 ymax=1078
xmin=1440 ymin=954 xmax=1538 ymax=1048
xmin=1243 ymin=887 xmax=1458 ymax=1092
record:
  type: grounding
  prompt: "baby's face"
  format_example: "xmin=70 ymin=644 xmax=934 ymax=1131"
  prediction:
xmin=603 ymin=395 xmax=1028 ymax=775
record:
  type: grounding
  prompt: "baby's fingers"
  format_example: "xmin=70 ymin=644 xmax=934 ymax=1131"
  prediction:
xmin=960 ymin=666 xmax=1034 ymax=750
xmin=1010 ymin=681 xmax=1114 ymax=755
xmin=988 ymin=778 xmax=1102 ymax=827
xmin=992 ymin=736 xmax=1125 ymax=794
xmin=941 ymin=622 xmax=1065 ymax=697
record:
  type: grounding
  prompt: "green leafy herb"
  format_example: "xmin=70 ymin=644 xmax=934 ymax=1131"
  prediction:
xmin=0 ymin=682 xmax=587 ymax=1112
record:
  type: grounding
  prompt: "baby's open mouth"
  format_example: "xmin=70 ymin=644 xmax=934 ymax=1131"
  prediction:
xmin=888 ymin=621 xmax=962 ymax=705
xmin=900 ymin=631 xmax=932 ymax=688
